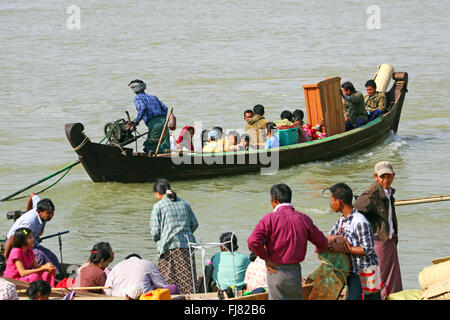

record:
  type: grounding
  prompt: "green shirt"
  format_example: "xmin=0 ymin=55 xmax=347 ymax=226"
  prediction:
xmin=343 ymin=91 xmax=368 ymax=127
xmin=211 ymin=251 xmax=251 ymax=290
xmin=365 ymin=91 xmax=387 ymax=112
xmin=150 ymin=195 xmax=199 ymax=257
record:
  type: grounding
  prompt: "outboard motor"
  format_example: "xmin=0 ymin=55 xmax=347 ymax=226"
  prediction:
xmin=103 ymin=119 xmax=135 ymax=145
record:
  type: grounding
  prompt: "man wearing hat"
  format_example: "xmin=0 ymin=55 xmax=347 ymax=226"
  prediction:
xmin=127 ymin=79 xmax=170 ymax=154
xmin=354 ymin=161 xmax=403 ymax=299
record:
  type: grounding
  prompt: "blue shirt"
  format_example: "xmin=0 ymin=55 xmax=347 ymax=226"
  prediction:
xmin=7 ymin=195 xmax=45 ymax=247
xmin=133 ymin=93 xmax=168 ymax=125
xmin=264 ymin=136 xmax=280 ymax=149
xmin=211 ymin=251 xmax=251 ymax=290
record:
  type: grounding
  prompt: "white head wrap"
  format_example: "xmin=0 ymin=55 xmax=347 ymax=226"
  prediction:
xmin=129 ymin=81 xmax=146 ymax=94
xmin=124 ymin=284 xmax=143 ymax=300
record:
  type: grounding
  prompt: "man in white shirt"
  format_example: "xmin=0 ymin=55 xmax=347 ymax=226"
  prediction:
xmin=104 ymin=254 xmax=168 ymax=297
xmin=4 ymin=193 xmax=60 ymax=273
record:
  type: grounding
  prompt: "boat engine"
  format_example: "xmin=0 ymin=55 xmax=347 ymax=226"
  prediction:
xmin=103 ymin=119 xmax=135 ymax=145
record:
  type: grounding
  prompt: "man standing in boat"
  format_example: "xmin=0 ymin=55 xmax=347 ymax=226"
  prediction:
xmin=127 ymin=79 xmax=170 ymax=154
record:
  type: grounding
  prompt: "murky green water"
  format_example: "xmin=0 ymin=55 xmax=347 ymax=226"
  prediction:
xmin=1 ymin=0 xmax=449 ymax=291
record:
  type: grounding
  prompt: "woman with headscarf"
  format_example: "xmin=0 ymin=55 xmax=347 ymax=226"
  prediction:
xmin=176 ymin=126 xmax=195 ymax=152
xmin=150 ymin=179 xmax=199 ymax=294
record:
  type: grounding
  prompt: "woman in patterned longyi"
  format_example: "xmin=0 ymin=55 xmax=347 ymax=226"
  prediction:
xmin=150 ymin=178 xmax=199 ymax=294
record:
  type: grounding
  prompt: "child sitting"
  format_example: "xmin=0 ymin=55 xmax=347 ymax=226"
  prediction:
xmin=26 ymin=280 xmax=51 ymax=300
xmin=3 ymin=228 xmax=56 ymax=287
xmin=74 ymin=242 xmax=114 ymax=294
xmin=292 ymin=109 xmax=311 ymax=143
xmin=225 ymin=131 xmax=241 ymax=152
xmin=263 ymin=122 xmax=280 ymax=149
xmin=202 ymin=130 xmax=223 ymax=153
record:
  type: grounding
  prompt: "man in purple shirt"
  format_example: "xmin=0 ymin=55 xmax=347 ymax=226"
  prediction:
xmin=247 ymin=183 xmax=328 ymax=300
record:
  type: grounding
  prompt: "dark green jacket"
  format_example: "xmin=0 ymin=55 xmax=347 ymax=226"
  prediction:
xmin=343 ymin=91 xmax=367 ymax=127
xmin=354 ymin=182 xmax=398 ymax=242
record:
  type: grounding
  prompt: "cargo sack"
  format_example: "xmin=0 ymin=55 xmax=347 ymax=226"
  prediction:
xmin=303 ymin=251 xmax=352 ymax=300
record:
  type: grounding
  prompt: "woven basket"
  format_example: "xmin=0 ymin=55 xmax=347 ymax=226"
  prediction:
xmin=418 ymin=258 xmax=450 ymax=300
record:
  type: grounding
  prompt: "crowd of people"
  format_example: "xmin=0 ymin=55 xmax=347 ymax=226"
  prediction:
xmin=0 ymin=79 xmax=395 ymax=300
xmin=1 ymin=160 xmax=402 ymax=300
xmin=124 ymin=78 xmax=388 ymax=156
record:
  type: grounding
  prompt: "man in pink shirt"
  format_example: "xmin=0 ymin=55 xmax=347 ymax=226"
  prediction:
xmin=247 ymin=183 xmax=328 ymax=300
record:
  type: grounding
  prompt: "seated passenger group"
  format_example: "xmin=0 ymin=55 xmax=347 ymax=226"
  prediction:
xmin=171 ymin=78 xmax=387 ymax=153
xmin=341 ymin=79 xmax=387 ymax=131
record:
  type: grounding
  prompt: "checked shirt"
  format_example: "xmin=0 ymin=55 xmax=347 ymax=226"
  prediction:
xmin=329 ymin=209 xmax=378 ymax=273
xmin=150 ymin=195 xmax=198 ymax=257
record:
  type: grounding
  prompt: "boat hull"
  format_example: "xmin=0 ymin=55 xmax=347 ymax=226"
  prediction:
xmin=65 ymin=72 xmax=408 ymax=183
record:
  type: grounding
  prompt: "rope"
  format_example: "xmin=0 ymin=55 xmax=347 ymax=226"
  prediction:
xmin=1 ymin=119 xmax=122 ymax=202
xmin=71 ymin=136 xmax=90 ymax=152
xmin=5 ymin=165 xmax=74 ymax=201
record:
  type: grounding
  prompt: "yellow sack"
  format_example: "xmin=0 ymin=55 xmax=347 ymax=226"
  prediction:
xmin=139 ymin=288 xmax=171 ymax=300
xmin=387 ymin=289 xmax=422 ymax=300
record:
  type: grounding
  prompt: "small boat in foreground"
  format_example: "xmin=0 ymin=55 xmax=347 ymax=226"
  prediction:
xmin=65 ymin=72 xmax=408 ymax=183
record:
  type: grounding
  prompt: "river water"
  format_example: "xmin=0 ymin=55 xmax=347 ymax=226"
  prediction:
xmin=1 ymin=0 xmax=449 ymax=293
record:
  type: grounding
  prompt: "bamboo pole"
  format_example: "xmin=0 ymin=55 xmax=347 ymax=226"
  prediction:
xmin=17 ymin=286 xmax=111 ymax=294
xmin=394 ymin=195 xmax=450 ymax=206
xmin=153 ymin=107 xmax=174 ymax=156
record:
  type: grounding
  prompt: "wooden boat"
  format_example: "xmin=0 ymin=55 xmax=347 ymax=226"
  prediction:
xmin=65 ymin=72 xmax=408 ymax=183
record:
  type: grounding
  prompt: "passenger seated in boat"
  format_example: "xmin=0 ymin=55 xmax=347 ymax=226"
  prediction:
xmin=225 ymin=130 xmax=241 ymax=151
xmin=364 ymin=79 xmax=387 ymax=122
xmin=341 ymin=81 xmax=368 ymax=131
xmin=26 ymin=280 xmax=51 ymax=300
xmin=239 ymin=134 xmax=251 ymax=151
xmin=176 ymin=126 xmax=195 ymax=152
xmin=258 ymin=122 xmax=279 ymax=149
xmin=3 ymin=228 xmax=56 ymax=287
xmin=244 ymin=253 xmax=267 ymax=292
xmin=104 ymin=253 xmax=169 ymax=298
xmin=292 ymin=109 xmax=305 ymax=127
xmin=274 ymin=110 xmax=293 ymax=127
xmin=211 ymin=232 xmax=251 ymax=291
xmin=74 ymin=242 xmax=114 ymax=294
xmin=246 ymin=104 xmax=269 ymax=147
xmin=292 ymin=109 xmax=310 ymax=143
xmin=243 ymin=109 xmax=254 ymax=124
xmin=201 ymin=129 xmax=210 ymax=150
xmin=202 ymin=130 xmax=223 ymax=153
xmin=213 ymin=126 xmax=229 ymax=151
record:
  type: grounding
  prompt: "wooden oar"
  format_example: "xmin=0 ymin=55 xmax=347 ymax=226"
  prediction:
xmin=153 ymin=107 xmax=174 ymax=156
xmin=394 ymin=195 xmax=450 ymax=206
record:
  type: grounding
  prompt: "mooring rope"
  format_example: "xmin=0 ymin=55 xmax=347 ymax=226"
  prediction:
xmin=1 ymin=119 xmax=121 ymax=202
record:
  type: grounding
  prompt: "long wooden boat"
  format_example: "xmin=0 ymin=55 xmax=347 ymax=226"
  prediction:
xmin=65 ymin=72 xmax=408 ymax=183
